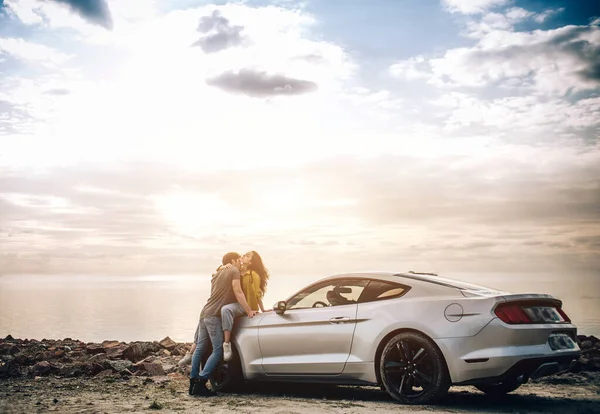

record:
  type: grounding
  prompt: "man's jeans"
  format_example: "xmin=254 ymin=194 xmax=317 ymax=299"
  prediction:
xmin=190 ymin=316 xmax=223 ymax=380
xmin=221 ymin=302 xmax=246 ymax=332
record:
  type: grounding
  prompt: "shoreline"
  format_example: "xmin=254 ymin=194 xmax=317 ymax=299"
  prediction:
xmin=1 ymin=334 xmax=599 ymax=413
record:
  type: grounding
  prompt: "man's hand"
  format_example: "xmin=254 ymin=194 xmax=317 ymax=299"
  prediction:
xmin=247 ymin=310 xmax=258 ymax=318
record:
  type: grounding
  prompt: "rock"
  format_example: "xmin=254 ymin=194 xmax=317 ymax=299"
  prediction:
xmin=33 ymin=361 xmax=55 ymax=376
xmin=123 ymin=343 xmax=144 ymax=363
xmin=140 ymin=342 xmax=161 ymax=357
xmin=102 ymin=340 xmax=121 ymax=349
xmin=581 ymin=340 xmax=593 ymax=349
xmin=159 ymin=337 xmax=177 ymax=350
xmin=138 ymin=362 xmax=165 ymax=376
xmin=90 ymin=363 xmax=105 ymax=376
xmin=85 ymin=344 xmax=105 ymax=355
xmin=161 ymin=349 xmax=171 ymax=357
xmin=105 ymin=344 xmax=128 ymax=359
xmin=107 ymin=360 xmax=134 ymax=373
xmin=59 ymin=362 xmax=91 ymax=378
xmin=89 ymin=353 xmax=109 ymax=364
xmin=95 ymin=369 xmax=115 ymax=377
xmin=0 ymin=343 xmax=20 ymax=355
xmin=162 ymin=363 xmax=176 ymax=374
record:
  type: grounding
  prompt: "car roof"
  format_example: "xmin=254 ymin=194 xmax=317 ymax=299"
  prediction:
xmin=318 ymin=271 xmax=500 ymax=293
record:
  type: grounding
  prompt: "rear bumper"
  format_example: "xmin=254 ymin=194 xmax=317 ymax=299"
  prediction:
xmin=436 ymin=318 xmax=580 ymax=384
xmin=453 ymin=353 xmax=580 ymax=386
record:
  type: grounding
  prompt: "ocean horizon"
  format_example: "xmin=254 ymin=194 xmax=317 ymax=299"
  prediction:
xmin=0 ymin=272 xmax=598 ymax=343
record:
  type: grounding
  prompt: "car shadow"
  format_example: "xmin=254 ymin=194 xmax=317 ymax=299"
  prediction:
xmin=230 ymin=383 xmax=600 ymax=413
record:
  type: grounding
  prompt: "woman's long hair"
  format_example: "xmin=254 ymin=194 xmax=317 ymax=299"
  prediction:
xmin=249 ymin=250 xmax=269 ymax=295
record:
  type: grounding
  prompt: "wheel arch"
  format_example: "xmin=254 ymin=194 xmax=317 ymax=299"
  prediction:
xmin=374 ymin=328 xmax=450 ymax=386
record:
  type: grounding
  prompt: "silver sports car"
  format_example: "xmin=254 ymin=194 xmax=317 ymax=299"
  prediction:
xmin=206 ymin=271 xmax=580 ymax=404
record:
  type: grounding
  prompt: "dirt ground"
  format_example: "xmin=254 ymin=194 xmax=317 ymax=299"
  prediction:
xmin=1 ymin=372 xmax=599 ymax=414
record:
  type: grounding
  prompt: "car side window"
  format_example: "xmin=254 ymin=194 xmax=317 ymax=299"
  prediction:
xmin=358 ymin=280 xmax=410 ymax=303
xmin=287 ymin=279 xmax=369 ymax=310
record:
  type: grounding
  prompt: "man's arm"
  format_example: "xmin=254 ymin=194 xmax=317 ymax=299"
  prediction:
xmin=232 ymin=279 xmax=257 ymax=318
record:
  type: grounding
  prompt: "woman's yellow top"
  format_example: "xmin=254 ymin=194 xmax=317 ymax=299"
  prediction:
xmin=242 ymin=270 xmax=263 ymax=311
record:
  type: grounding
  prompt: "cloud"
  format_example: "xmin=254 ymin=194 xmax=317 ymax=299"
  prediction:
xmin=206 ymin=69 xmax=318 ymax=97
xmin=389 ymin=56 xmax=430 ymax=80
xmin=1 ymin=152 xmax=599 ymax=275
xmin=464 ymin=7 xmax=535 ymax=37
xmin=0 ymin=100 xmax=34 ymax=135
xmin=442 ymin=0 xmax=509 ymax=15
xmin=0 ymin=37 xmax=71 ymax=66
xmin=50 ymin=0 xmax=112 ymax=29
xmin=192 ymin=10 xmax=245 ymax=53
xmin=390 ymin=22 xmax=600 ymax=94
xmin=43 ymin=88 xmax=70 ymax=96
xmin=534 ymin=8 xmax=564 ymax=23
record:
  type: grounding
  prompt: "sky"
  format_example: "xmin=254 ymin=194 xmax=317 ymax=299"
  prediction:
xmin=0 ymin=0 xmax=599 ymax=279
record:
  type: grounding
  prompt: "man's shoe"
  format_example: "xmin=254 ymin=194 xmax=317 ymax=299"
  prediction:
xmin=188 ymin=378 xmax=198 ymax=396
xmin=223 ymin=342 xmax=232 ymax=361
xmin=178 ymin=352 xmax=192 ymax=366
xmin=191 ymin=379 xmax=216 ymax=397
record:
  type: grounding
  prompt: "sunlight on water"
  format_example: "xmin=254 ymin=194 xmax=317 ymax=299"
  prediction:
xmin=0 ymin=272 xmax=598 ymax=343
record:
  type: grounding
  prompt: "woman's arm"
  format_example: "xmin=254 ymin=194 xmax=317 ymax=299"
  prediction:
xmin=252 ymin=272 xmax=266 ymax=312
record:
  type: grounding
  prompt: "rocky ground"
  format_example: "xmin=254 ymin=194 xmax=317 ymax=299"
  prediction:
xmin=0 ymin=334 xmax=599 ymax=413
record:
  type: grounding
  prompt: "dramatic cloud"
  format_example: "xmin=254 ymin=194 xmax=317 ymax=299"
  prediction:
xmin=50 ymin=0 xmax=113 ymax=30
xmin=391 ymin=21 xmax=600 ymax=93
xmin=206 ymin=69 xmax=318 ymax=97
xmin=192 ymin=10 xmax=244 ymax=53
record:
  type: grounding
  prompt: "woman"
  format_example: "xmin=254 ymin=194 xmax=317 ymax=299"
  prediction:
xmin=222 ymin=250 xmax=269 ymax=361
xmin=178 ymin=250 xmax=270 ymax=365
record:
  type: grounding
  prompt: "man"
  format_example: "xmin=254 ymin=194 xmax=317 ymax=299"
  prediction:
xmin=189 ymin=252 xmax=256 ymax=397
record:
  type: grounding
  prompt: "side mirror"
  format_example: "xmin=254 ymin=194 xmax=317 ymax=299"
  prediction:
xmin=273 ymin=301 xmax=287 ymax=315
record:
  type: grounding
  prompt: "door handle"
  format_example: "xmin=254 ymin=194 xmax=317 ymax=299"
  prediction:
xmin=329 ymin=316 xmax=350 ymax=324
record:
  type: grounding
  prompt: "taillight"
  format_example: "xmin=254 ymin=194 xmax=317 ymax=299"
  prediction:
xmin=495 ymin=304 xmax=531 ymax=324
xmin=495 ymin=303 xmax=571 ymax=324
xmin=555 ymin=307 xmax=571 ymax=323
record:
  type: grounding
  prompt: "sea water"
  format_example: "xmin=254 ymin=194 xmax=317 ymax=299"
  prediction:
xmin=0 ymin=273 xmax=598 ymax=343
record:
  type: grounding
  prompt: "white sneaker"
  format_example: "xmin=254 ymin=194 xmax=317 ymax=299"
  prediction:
xmin=223 ymin=342 xmax=232 ymax=361
xmin=178 ymin=351 xmax=192 ymax=366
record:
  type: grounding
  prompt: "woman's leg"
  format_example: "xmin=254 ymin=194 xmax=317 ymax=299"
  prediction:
xmin=221 ymin=302 xmax=246 ymax=361
xmin=178 ymin=321 xmax=199 ymax=366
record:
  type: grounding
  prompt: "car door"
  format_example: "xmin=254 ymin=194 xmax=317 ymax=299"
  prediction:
xmin=258 ymin=278 xmax=368 ymax=375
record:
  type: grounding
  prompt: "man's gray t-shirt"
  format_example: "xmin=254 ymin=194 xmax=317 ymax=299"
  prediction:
xmin=200 ymin=267 xmax=240 ymax=318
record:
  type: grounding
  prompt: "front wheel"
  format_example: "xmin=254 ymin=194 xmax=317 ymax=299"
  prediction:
xmin=205 ymin=347 xmax=243 ymax=393
xmin=379 ymin=331 xmax=450 ymax=405
xmin=475 ymin=379 xmax=521 ymax=396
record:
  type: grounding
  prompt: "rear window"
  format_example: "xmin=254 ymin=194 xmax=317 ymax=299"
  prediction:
xmin=359 ymin=280 xmax=410 ymax=303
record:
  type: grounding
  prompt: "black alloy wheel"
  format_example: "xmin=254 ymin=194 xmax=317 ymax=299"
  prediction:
xmin=205 ymin=348 xmax=243 ymax=392
xmin=380 ymin=331 xmax=450 ymax=404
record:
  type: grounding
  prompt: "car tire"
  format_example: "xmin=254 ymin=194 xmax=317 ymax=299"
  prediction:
xmin=475 ymin=379 xmax=521 ymax=396
xmin=204 ymin=347 xmax=243 ymax=393
xmin=380 ymin=331 xmax=450 ymax=405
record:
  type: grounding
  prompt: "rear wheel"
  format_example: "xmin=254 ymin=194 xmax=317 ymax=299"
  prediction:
xmin=380 ymin=331 xmax=450 ymax=405
xmin=475 ymin=379 xmax=521 ymax=396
